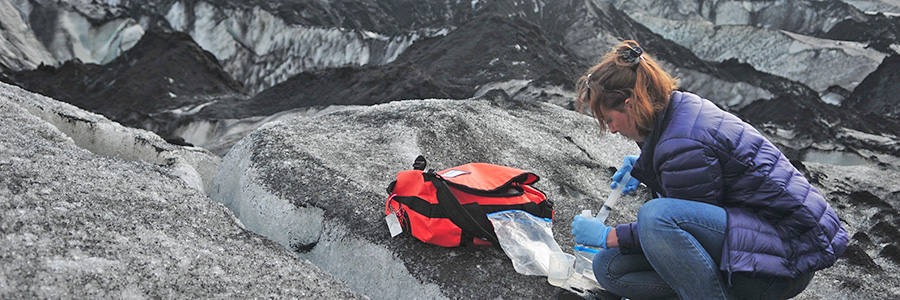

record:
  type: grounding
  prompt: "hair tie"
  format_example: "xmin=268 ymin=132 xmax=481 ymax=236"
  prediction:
xmin=585 ymin=73 xmax=593 ymax=98
xmin=617 ymin=46 xmax=644 ymax=64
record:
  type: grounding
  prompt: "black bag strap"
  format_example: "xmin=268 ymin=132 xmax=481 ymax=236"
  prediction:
xmin=424 ymin=171 xmax=501 ymax=247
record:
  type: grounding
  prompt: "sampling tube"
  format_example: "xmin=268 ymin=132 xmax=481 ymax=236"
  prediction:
xmin=595 ymin=170 xmax=632 ymax=222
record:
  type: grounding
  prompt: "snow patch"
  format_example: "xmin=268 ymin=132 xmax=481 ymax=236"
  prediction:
xmin=802 ymin=149 xmax=870 ymax=166
xmin=820 ymin=92 xmax=844 ymax=106
xmin=165 ymin=1 xmax=188 ymax=32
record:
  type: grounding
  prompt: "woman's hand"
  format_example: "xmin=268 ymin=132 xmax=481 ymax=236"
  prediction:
xmin=571 ymin=215 xmax=614 ymax=248
xmin=611 ymin=155 xmax=641 ymax=195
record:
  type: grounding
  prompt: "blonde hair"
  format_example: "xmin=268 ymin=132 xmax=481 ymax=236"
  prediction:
xmin=576 ymin=40 xmax=678 ymax=136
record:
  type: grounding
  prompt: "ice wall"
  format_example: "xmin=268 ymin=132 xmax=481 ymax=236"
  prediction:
xmin=165 ymin=1 xmax=430 ymax=94
xmin=626 ymin=13 xmax=887 ymax=94
xmin=14 ymin=0 xmax=144 ymax=65
xmin=211 ymin=132 xmax=325 ymax=250
xmin=46 ymin=10 xmax=143 ymax=64
xmin=8 ymin=0 xmax=428 ymax=94
xmin=210 ymin=117 xmax=449 ymax=300
xmin=0 ymin=0 xmax=56 ymax=70
xmin=607 ymin=0 xmax=865 ymax=34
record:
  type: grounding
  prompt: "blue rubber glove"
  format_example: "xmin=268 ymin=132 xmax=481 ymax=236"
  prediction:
xmin=610 ymin=155 xmax=641 ymax=195
xmin=571 ymin=215 xmax=612 ymax=248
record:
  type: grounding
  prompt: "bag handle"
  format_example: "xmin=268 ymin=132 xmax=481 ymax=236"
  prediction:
xmin=424 ymin=171 xmax=501 ymax=247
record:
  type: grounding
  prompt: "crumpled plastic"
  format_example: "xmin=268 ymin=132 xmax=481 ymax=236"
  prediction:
xmin=488 ymin=210 xmax=565 ymax=276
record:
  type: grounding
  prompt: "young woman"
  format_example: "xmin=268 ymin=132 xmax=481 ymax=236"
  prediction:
xmin=570 ymin=40 xmax=848 ymax=299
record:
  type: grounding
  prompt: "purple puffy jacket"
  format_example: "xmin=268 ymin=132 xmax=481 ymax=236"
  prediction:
xmin=616 ymin=91 xmax=848 ymax=278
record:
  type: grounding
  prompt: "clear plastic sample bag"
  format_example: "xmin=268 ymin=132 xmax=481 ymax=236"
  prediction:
xmin=487 ymin=210 xmax=565 ymax=276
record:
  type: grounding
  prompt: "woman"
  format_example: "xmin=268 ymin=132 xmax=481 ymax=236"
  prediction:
xmin=570 ymin=40 xmax=847 ymax=299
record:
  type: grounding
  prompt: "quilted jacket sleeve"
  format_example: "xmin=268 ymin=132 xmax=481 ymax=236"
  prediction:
xmin=654 ymin=137 xmax=724 ymax=205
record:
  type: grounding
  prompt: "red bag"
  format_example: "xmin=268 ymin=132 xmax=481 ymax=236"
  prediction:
xmin=385 ymin=156 xmax=554 ymax=247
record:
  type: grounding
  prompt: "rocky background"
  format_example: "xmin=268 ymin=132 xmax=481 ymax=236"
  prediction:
xmin=1 ymin=0 xmax=899 ymax=299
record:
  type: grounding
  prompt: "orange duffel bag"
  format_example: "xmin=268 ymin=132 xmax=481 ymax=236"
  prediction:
xmin=385 ymin=156 xmax=554 ymax=247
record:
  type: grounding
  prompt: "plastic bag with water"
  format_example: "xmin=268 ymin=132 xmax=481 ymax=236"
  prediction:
xmin=574 ymin=245 xmax=599 ymax=281
xmin=487 ymin=210 xmax=564 ymax=276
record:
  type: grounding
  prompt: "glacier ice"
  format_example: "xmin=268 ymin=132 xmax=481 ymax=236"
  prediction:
xmin=10 ymin=0 xmax=430 ymax=95
xmin=626 ymin=12 xmax=887 ymax=93
xmin=212 ymin=138 xmax=325 ymax=251
xmin=0 ymin=0 xmax=56 ymax=70
xmin=1 ymin=81 xmax=364 ymax=298
xmin=165 ymin=1 xmax=188 ymax=32
xmin=801 ymin=149 xmax=870 ymax=166
xmin=209 ymin=118 xmax=448 ymax=299
xmin=675 ymin=67 xmax=775 ymax=110
xmin=299 ymin=220 xmax=448 ymax=300
xmin=173 ymin=106 xmax=354 ymax=156
xmin=45 ymin=10 xmax=144 ymax=64
xmin=167 ymin=1 xmax=431 ymax=94
xmin=204 ymin=98 xmax=651 ymax=299
xmin=609 ymin=0 xmax=866 ymax=34
xmin=844 ymin=0 xmax=900 ymax=14
xmin=1 ymin=82 xmax=219 ymax=193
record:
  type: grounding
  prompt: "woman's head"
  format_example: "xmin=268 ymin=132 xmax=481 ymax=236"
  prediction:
xmin=576 ymin=40 xmax=678 ymax=141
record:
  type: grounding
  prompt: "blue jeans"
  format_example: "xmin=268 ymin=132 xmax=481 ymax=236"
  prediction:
xmin=592 ymin=198 xmax=814 ymax=299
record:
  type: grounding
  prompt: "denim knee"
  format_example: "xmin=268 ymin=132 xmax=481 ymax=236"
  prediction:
xmin=636 ymin=198 xmax=678 ymax=226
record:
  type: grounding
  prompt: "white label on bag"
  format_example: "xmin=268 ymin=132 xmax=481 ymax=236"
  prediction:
xmin=385 ymin=214 xmax=402 ymax=238
xmin=442 ymin=170 xmax=470 ymax=178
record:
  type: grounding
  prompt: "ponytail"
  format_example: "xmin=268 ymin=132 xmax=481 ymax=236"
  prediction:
xmin=576 ymin=40 xmax=678 ymax=136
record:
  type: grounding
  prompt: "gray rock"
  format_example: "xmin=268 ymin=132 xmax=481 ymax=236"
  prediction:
xmin=0 ymin=82 xmax=364 ymax=299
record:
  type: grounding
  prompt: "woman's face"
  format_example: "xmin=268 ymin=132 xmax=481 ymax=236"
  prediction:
xmin=601 ymin=102 xmax=644 ymax=142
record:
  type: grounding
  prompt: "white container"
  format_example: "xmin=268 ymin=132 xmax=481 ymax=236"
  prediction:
xmin=547 ymin=252 xmax=575 ymax=286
